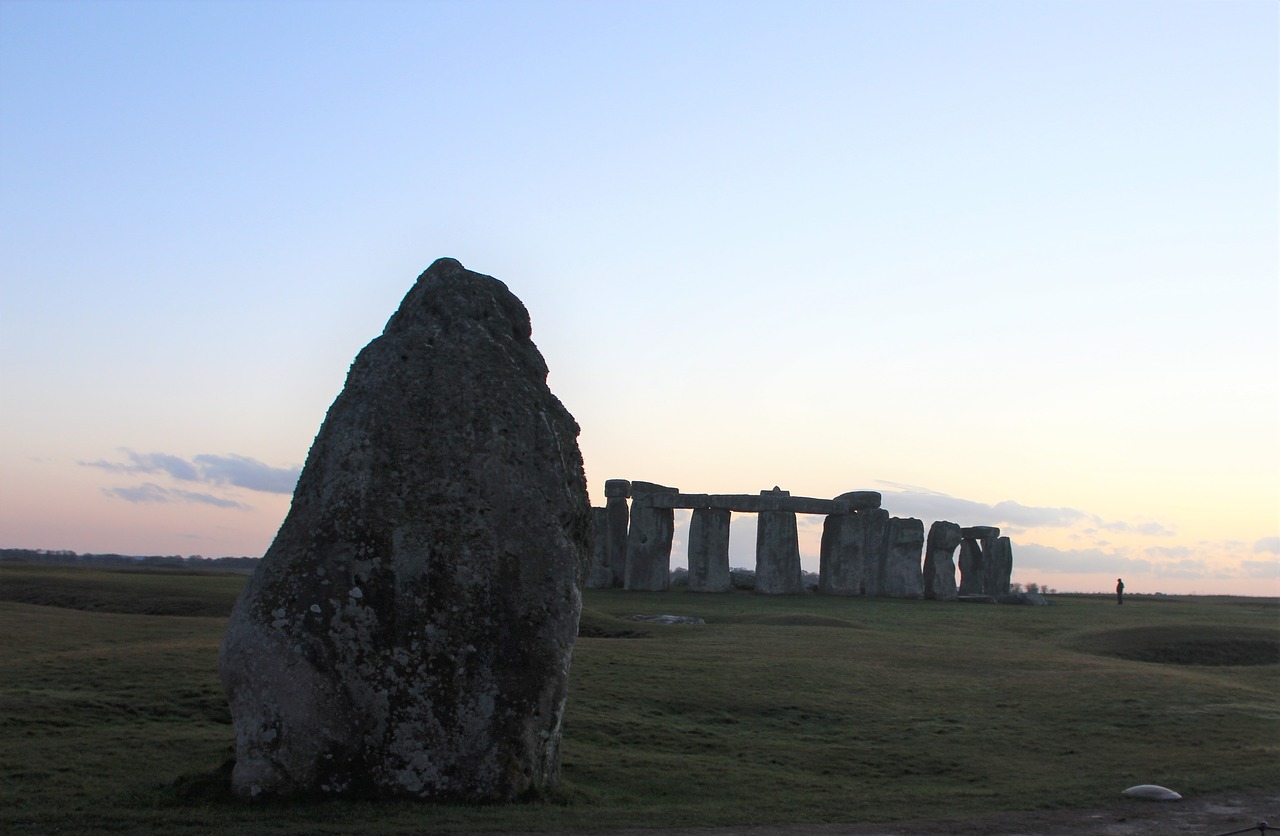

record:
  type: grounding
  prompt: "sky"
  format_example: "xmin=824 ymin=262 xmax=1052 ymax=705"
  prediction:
xmin=1 ymin=0 xmax=1276 ymax=596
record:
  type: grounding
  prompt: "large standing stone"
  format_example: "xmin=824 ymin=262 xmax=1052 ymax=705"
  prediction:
xmin=859 ymin=508 xmax=891 ymax=597
xmin=219 ymin=258 xmax=591 ymax=801
xmin=957 ymin=540 xmax=981 ymax=595
xmin=959 ymin=526 xmax=1000 ymax=597
xmin=818 ymin=513 xmax=865 ymax=596
xmin=923 ymin=521 xmax=962 ymax=600
xmin=602 ymin=480 xmax=630 ymax=588
xmin=991 ymin=536 xmax=1014 ymax=597
xmin=688 ymin=508 xmax=732 ymax=592
xmin=882 ymin=517 xmax=925 ymax=598
xmin=755 ymin=491 xmax=803 ymax=594
xmin=586 ymin=508 xmax=612 ymax=589
xmin=625 ymin=481 xmax=677 ymax=591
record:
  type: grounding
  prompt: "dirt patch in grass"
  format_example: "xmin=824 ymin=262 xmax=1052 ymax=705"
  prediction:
xmin=1074 ymin=625 xmax=1280 ymax=666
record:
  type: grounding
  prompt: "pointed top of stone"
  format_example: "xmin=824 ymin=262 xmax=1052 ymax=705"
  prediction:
xmin=383 ymin=257 xmax=534 ymax=347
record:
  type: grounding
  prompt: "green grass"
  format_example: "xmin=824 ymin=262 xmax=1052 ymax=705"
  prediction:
xmin=1 ymin=563 xmax=1276 ymax=833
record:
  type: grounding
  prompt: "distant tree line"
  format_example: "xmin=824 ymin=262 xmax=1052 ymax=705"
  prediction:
xmin=0 ymin=547 xmax=260 ymax=571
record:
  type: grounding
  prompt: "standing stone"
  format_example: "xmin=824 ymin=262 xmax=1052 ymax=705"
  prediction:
xmin=603 ymin=480 xmax=630 ymax=588
xmin=219 ymin=258 xmax=591 ymax=801
xmin=923 ymin=521 xmax=962 ymax=600
xmin=957 ymin=538 xmax=984 ymax=596
xmin=688 ymin=508 xmax=732 ymax=592
xmin=882 ymin=517 xmax=925 ymax=598
xmin=859 ymin=508 xmax=890 ymax=597
xmin=625 ymin=481 xmax=677 ymax=591
xmin=959 ymin=526 xmax=1001 ymax=597
xmin=818 ymin=513 xmax=864 ymax=596
xmin=755 ymin=491 xmax=802 ymax=594
xmin=586 ymin=507 xmax=612 ymax=589
xmin=992 ymin=536 xmax=1014 ymax=597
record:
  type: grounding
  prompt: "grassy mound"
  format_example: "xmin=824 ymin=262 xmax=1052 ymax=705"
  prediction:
xmin=1073 ymin=624 xmax=1280 ymax=666
xmin=576 ymin=606 xmax=650 ymax=638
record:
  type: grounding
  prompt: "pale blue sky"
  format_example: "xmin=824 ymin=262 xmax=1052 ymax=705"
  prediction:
xmin=1 ymin=0 xmax=1276 ymax=593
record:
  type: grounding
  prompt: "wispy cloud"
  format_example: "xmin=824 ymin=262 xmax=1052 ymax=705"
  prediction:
xmin=1015 ymin=543 xmax=1154 ymax=575
xmin=84 ymin=448 xmax=299 ymax=509
xmin=83 ymin=449 xmax=300 ymax=495
xmin=1146 ymin=545 xmax=1193 ymax=559
xmin=873 ymin=481 xmax=1178 ymax=541
xmin=193 ymin=454 xmax=300 ymax=494
xmin=1096 ymin=519 xmax=1176 ymax=536
xmin=103 ymin=483 xmax=248 ymax=509
xmin=82 ymin=450 xmax=200 ymax=481
xmin=1254 ymin=536 xmax=1280 ymax=555
xmin=1240 ymin=559 xmax=1279 ymax=579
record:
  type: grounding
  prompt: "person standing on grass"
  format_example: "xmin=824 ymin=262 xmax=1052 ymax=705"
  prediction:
xmin=1116 ymin=578 xmax=1125 ymax=605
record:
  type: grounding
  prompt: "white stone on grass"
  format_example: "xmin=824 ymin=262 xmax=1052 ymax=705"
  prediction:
xmin=1122 ymin=784 xmax=1183 ymax=800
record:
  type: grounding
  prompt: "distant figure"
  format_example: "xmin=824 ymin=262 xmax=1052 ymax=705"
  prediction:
xmin=1116 ymin=578 xmax=1125 ymax=605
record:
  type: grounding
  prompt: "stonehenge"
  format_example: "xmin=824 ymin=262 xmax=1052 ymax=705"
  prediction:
xmin=586 ymin=481 xmax=1014 ymax=600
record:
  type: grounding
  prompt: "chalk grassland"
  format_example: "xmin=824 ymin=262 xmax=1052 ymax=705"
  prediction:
xmin=0 ymin=563 xmax=1276 ymax=834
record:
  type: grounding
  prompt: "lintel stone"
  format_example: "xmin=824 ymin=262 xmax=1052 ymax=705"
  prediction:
xmin=645 ymin=492 xmax=852 ymax=515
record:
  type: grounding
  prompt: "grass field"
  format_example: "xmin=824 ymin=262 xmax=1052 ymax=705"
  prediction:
xmin=1 ymin=561 xmax=1276 ymax=833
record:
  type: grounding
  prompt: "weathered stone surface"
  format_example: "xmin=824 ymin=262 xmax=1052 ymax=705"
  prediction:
xmin=990 ymin=536 xmax=1013 ymax=597
xmin=603 ymin=495 xmax=629 ymax=588
xmin=859 ymin=508 xmax=890 ymax=597
xmin=625 ymin=503 xmax=673 ymax=591
xmin=755 ymin=510 xmax=803 ymax=594
xmin=959 ymin=528 xmax=1001 ymax=597
xmin=923 ymin=521 xmax=962 ymax=601
xmin=882 ymin=517 xmax=925 ymax=598
xmin=628 ymin=481 xmax=678 ymax=503
xmin=646 ymin=492 xmax=850 ymax=514
xmin=758 ymin=486 xmax=792 ymax=511
xmin=586 ymin=507 xmax=612 ymax=589
xmin=832 ymin=490 xmax=883 ymax=510
xmin=687 ymin=508 xmax=732 ymax=593
xmin=218 ymin=258 xmax=591 ymax=802
xmin=603 ymin=479 xmax=630 ymax=498
xmin=957 ymin=538 xmax=984 ymax=596
xmin=730 ymin=568 xmax=756 ymax=590
xmin=818 ymin=513 xmax=866 ymax=596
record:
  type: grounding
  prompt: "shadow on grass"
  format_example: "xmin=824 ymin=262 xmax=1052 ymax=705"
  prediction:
xmin=1073 ymin=625 xmax=1280 ymax=666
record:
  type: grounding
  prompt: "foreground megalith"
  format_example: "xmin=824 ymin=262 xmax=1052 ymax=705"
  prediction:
xmin=219 ymin=258 xmax=592 ymax=801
